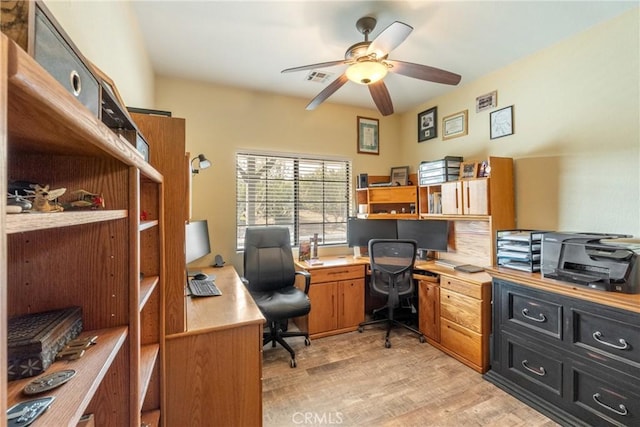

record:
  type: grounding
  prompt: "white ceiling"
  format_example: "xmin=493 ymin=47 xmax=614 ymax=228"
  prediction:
xmin=131 ymin=1 xmax=636 ymax=114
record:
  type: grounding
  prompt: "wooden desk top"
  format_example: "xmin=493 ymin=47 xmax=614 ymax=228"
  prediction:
xmin=166 ymin=265 xmax=265 ymax=339
xmin=295 ymin=256 xmax=493 ymax=285
xmin=486 ymin=266 xmax=640 ymax=314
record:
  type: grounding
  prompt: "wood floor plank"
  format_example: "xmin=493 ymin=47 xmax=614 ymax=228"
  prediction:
xmin=262 ymin=327 xmax=558 ymax=426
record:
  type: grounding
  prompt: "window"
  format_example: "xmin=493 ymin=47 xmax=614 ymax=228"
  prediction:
xmin=236 ymin=151 xmax=353 ymax=249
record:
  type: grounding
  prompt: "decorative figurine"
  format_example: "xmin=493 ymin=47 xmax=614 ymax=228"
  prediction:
xmin=24 ymin=184 xmax=66 ymax=212
xmin=67 ymin=189 xmax=105 ymax=210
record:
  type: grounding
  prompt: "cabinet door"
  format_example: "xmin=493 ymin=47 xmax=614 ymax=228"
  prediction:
xmin=338 ymin=279 xmax=365 ymax=329
xmin=464 ymin=179 xmax=489 ymax=215
xmin=419 ymin=280 xmax=440 ymax=341
xmin=308 ymin=282 xmax=338 ymax=334
xmin=441 ymin=181 xmax=462 ymax=215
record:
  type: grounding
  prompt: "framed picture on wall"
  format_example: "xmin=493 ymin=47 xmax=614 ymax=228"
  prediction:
xmin=357 ymin=116 xmax=379 ymax=155
xmin=476 ymin=90 xmax=497 ymax=113
xmin=417 ymin=107 xmax=437 ymax=142
xmin=490 ymin=105 xmax=514 ymax=139
xmin=442 ymin=110 xmax=468 ymax=140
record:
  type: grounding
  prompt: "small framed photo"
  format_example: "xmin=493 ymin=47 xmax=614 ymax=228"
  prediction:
xmin=442 ymin=110 xmax=468 ymax=140
xmin=390 ymin=166 xmax=409 ymax=186
xmin=357 ymin=116 xmax=379 ymax=155
xmin=476 ymin=90 xmax=497 ymax=113
xmin=490 ymin=105 xmax=514 ymax=139
xmin=478 ymin=161 xmax=490 ymax=177
xmin=417 ymin=107 xmax=437 ymax=142
xmin=460 ymin=162 xmax=478 ymax=180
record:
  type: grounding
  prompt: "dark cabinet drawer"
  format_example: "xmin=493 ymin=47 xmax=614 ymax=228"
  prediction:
xmin=571 ymin=307 xmax=640 ymax=374
xmin=502 ymin=332 xmax=563 ymax=399
xmin=502 ymin=285 xmax=563 ymax=340
xmin=569 ymin=364 xmax=640 ymax=427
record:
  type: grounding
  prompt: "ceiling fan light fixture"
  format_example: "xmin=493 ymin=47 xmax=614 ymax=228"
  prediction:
xmin=346 ymin=60 xmax=388 ymax=85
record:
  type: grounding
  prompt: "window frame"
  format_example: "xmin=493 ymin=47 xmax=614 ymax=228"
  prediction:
xmin=235 ymin=150 xmax=353 ymax=250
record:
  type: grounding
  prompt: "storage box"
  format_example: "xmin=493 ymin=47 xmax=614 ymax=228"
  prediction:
xmin=419 ymin=156 xmax=463 ymax=185
xmin=8 ymin=306 xmax=83 ymax=380
xmin=1 ymin=1 xmax=100 ymax=117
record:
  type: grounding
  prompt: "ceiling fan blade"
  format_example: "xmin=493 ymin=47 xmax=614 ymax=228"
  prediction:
xmin=366 ymin=21 xmax=413 ymax=59
xmin=368 ymin=80 xmax=394 ymax=116
xmin=282 ymin=60 xmax=347 ymax=73
xmin=386 ymin=60 xmax=462 ymax=85
xmin=306 ymin=74 xmax=349 ymax=111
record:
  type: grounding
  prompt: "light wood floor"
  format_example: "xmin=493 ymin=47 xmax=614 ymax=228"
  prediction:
xmin=262 ymin=326 xmax=559 ymax=427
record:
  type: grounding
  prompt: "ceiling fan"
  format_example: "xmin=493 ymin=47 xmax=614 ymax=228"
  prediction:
xmin=282 ymin=16 xmax=462 ymax=116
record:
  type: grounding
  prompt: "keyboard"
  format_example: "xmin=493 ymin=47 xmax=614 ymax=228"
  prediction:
xmin=188 ymin=279 xmax=222 ymax=297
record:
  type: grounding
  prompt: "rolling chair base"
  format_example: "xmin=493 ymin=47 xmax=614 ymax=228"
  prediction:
xmin=264 ymin=320 xmax=310 ymax=368
xmin=358 ymin=306 xmax=426 ymax=348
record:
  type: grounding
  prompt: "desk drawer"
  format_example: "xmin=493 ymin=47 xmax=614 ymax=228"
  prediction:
xmin=503 ymin=286 xmax=563 ymax=341
xmin=310 ymin=265 xmax=364 ymax=284
xmin=441 ymin=318 xmax=482 ymax=366
xmin=440 ymin=288 xmax=481 ymax=333
xmin=440 ymin=276 xmax=482 ymax=299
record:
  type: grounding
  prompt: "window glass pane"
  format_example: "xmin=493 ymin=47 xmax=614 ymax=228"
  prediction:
xmin=236 ymin=152 xmax=351 ymax=249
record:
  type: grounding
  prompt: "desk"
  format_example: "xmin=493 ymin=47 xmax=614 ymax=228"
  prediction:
xmin=164 ymin=266 xmax=265 ymax=426
xmin=296 ymin=256 xmax=492 ymax=372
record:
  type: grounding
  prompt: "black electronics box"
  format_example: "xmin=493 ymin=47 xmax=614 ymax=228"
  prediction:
xmin=8 ymin=306 xmax=83 ymax=380
xmin=1 ymin=0 xmax=100 ymax=117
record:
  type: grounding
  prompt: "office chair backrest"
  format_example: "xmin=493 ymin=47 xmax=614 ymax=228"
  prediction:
xmin=243 ymin=226 xmax=296 ymax=292
xmin=368 ymin=239 xmax=417 ymax=297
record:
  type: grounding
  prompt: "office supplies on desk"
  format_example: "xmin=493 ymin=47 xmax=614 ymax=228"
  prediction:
xmin=188 ymin=279 xmax=222 ymax=297
xmin=454 ymin=264 xmax=484 ymax=274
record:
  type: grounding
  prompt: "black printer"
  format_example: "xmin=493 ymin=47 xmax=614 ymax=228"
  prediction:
xmin=541 ymin=232 xmax=640 ymax=294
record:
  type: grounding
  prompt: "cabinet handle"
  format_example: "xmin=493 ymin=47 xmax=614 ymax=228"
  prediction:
xmin=592 ymin=331 xmax=630 ymax=350
xmin=329 ymin=270 xmax=350 ymax=275
xmin=466 ymin=186 xmax=470 ymax=209
xmin=521 ymin=359 xmax=546 ymax=376
xmin=332 ymin=295 xmax=335 ymax=318
xmin=592 ymin=393 xmax=628 ymax=416
xmin=522 ymin=308 xmax=546 ymax=323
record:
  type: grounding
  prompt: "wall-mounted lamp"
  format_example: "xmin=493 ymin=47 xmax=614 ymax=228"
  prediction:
xmin=191 ymin=154 xmax=212 ymax=175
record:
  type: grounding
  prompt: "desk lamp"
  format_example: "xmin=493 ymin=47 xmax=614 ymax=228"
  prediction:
xmin=191 ymin=154 xmax=212 ymax=175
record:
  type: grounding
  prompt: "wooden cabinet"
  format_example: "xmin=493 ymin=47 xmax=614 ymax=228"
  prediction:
xmin=418 ymin=278 xmax=440 ymax=341
xmin=441 ymin=178 xmax=489 ymax=215
xmin=356 ymin=186 xmax=418 ymax=219
xmin=1 ymin=33 xmax=164 ymax=426
xmin=485 ymin=271 xmax=640 ymax=427
xmin=415 ymin=265 xmax=492 ymax=373
xmin=418 ymin=156 xmax=515 ymax=267
xmin=295 ymin=260 xmax=366 ymax=338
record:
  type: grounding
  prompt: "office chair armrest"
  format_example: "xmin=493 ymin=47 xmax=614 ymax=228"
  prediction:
xmin=295 ymin=270 xmax=312 ymax=294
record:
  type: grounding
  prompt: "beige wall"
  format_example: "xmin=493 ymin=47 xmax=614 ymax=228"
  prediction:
xmin=154 ymin=79 xmax=402 ymax=268
xmin=44 ymin=0 xmax=155 ymax=108
xmin=41 ymin=2 xmax=640 ymax=271
xmin=400 ymin=8 xmax=639 ymax=236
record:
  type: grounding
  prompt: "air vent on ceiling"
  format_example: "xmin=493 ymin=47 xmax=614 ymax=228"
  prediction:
xmin=305 ymin=71 xmax=332 ymax=83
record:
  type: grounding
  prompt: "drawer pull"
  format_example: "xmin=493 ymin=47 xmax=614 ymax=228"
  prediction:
xmin=329 ymin=270 xmax=350 ymax=275
xmin=521 ymin=359 xmax=546 ymax=376
xmin=522 ymin=308 xmax=546 ymax=323
xmin=592 ymin=393 xmax=628 ymax=416
xmin=592 ymin=331 xmax=630 ymax=350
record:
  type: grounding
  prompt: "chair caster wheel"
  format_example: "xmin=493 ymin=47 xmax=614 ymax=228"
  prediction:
xmin=290 ymin=358 xmax=297 ymax=368
xmin=304 ymin=338 xmax=311 ymax=346
xmin=419 ymin=335 xmax=426 ymax=343
xmin=385 ymin=339 xmax=391 ymax=348
xmin=358 ymin=327 xmax=364 ymax=333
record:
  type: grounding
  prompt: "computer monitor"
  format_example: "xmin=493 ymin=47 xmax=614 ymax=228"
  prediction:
xmin=185 ymin=220 xmax=211 ymax=264
xmin=396 ymin=219 xmax=449 ymax=257
xmin=347 ymin=217 xmax=397 ymax=248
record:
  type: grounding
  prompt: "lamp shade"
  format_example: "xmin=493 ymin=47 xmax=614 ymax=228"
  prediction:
xmin=345 ymin=60 xmax=388 ymax=85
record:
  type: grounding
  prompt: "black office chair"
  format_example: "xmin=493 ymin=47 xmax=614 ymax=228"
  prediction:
xmin=243 ymin=226 xmax=311 ymax=368
xmin=358 ymin=239 xmax=426 ymax=348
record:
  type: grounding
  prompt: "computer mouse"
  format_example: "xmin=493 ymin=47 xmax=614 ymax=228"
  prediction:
xmin=193 ymin=273 xmax=208 ymax=280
